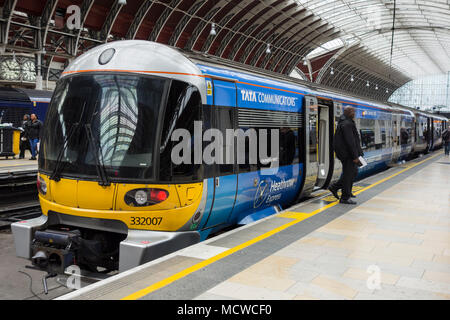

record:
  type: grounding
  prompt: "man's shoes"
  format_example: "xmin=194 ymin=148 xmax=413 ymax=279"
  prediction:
xmin=350 ymin=193 xmax=356 ymax=198
xmin=328 ymin=187 xmax=340 ymax=200
xmin=339 ymin=199 xmax=357 ymax=205
xmin=30 ymin=157 xmax=36 ymax=160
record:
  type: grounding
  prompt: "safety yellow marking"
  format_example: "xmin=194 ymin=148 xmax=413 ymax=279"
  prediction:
xmin=277 ymin=211 xmax=315 ymax=220
xmin=122 ymin=218 xmax=300 ymax=300
xmin=121 ymin=151 xmax=442 ymax=300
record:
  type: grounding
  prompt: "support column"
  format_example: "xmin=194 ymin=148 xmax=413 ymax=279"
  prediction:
xmin=35 ymin=52 xmax=43 ymax=90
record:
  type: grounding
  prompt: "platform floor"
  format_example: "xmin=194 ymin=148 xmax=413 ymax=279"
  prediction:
xmin=59 ymin=152 xmax=450 ymax=300
xmin=0 ymin=151 xmax=37 ymax=175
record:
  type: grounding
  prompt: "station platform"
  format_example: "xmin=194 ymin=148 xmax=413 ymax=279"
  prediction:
xmin=0 ymin=156 xmax=38 ymax=176
xmin=58 ymin=151 xmax=450 ymax=300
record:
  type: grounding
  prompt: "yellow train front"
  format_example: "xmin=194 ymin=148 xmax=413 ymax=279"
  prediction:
xmin=12 ymin=41 xmax=210 ymax=273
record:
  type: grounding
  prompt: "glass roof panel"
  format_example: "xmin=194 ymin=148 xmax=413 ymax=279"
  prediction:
xmin=294 ymin=0 xmax=450 ymax=80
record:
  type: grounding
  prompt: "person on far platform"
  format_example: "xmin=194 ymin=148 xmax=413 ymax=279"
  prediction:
xmin=28 ymin=114 xmax=43 ymax=160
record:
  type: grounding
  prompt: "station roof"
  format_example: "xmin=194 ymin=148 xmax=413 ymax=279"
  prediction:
xmin=1 ymin=0 xmax=449 ymax=101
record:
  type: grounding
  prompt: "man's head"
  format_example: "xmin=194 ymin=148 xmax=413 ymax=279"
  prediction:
xmin=30 ymin=114 xmax=36 ymax=121
xmin=23 ymin=114 xmax=29 ymax=120
xmin=344 ymin=107 xmax=355 ymax=120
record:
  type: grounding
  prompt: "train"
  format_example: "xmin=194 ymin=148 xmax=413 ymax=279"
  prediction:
xmin=0 ymin=87 xmax=51 ymax=126
xmin=12 ymin=41 xmax=448 ymax=274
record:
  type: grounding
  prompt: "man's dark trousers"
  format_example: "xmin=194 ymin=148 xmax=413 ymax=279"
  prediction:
xmin=330 ymin=158 xmax=358 ymax=200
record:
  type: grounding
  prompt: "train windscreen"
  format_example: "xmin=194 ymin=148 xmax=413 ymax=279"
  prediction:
xmin=39 ymin=73 xmax=167 ymax=181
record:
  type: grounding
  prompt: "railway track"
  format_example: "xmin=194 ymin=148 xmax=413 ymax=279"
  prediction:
xmin=0 ymin=201 xmax=41 ymax=230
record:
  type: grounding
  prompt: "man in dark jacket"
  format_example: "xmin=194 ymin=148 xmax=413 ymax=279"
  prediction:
xmin=328 ymin=106 xmax=363 ymax=204
xmin=28 ymin=114 xmax=43 ymax=160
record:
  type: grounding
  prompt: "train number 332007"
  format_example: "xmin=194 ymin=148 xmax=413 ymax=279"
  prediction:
xmin=130 ymin=217 xmax=163 ymax=226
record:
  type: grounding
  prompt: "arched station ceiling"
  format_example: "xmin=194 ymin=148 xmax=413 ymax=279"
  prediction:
xmin=0 ymin=0 xmax=448 ymax=101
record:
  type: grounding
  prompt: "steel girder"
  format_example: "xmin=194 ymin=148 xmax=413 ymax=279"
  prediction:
xmin=184 ymin=0 xmax=229 ymax=51
xmin=148 ymin=0 xmax=182 ymax=42
xmin=168 ymin=0 xmax=206 ymax=46
xmin=99 ymin=0 xmax=125 ymax=42
xmin=126 ymin=0 xmax=156 ymax=40
xmin=0 ymin=0 xmax=17 ymax=50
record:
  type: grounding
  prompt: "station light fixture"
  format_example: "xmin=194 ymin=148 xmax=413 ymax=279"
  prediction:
xmin=330 ymin=67 xmax=334 ymax=75
xmin=375 ymin=84 xmax=378 ymax=90
xmin=118 ymin=0 xmax=127 ymax=5
xmin=386 ymin=88 xmax=389 ymax=93
xmin=350 ymin=75 xmax=354 ymax=82
xmin=210 ymin=23 xmax=216 ymax=36
xmin=266 ymin=44 xmax=271 ymax=54
xmin=366 ymin=80 xmax=369 ymax=87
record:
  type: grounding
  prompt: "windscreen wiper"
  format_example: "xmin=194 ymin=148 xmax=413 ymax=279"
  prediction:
xmin=49 ymin=122 xmax=80 ymax=182
xmin=50 ymin=101 xmax=87 ymax=182
xmin=84 ymin=123 xmax=110 ymax=187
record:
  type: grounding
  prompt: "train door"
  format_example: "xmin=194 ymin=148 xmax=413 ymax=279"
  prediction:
xmin=391 ymin=113 xmax=401 ymax=161
xmin=315 ymin=100 xmax=333 ymax=188
xmin=297 ymin=96 xmax=318 ymax=198
xmin=202 ymin=79 xmax=238 ymax=229
xmin=326 ymin=101 xmax=343 ymax=187
xmin=428 ymin=117 xmax=433 ymax=150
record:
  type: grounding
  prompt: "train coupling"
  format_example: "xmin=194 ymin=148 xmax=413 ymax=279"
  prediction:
xmin=31 ymin=229 xmax=81 ymax=274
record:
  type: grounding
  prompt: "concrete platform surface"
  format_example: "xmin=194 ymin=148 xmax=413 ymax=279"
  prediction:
xmin=57 ymin=151 xmax=449 ymax=300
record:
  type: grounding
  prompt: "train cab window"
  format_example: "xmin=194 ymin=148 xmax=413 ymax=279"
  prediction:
xmin=39 ymin=73 xmax=167 ymax=181
xmin=159 ymin=80 xmax=202 ymax=182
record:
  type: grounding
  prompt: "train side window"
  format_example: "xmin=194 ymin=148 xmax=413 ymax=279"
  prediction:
xmin=159 ymin=80 xmax=202 ymax=182
xmin=359 ymin=118 xmax=375 ymax=151
xmin=237 ymin=127 xmax=258 ymax=173
xmin=214 ymin=107 xmax=235 ymax=175
xmin=360 ymin=129 xmax=375 ymax=150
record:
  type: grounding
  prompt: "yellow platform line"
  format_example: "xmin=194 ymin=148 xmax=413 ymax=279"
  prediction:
xmin=121 ymin=151 xmax=442 ymax=300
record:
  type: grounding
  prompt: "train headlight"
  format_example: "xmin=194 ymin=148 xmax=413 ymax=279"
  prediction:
xmin=125 ymin=188 xmax=169 ymax=207
xmin=134 ymin=190 xmax=148 ymax=205
xmin=37 ymin=176 xmax=47 ymax=195
xmin=98 ymin=48 xmax=115 ymax=65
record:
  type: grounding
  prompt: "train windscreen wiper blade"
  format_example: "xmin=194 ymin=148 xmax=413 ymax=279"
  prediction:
xmin=49 ymin=122 xmax=79 ymax=182
xmin=84 ymin=123 xmax=110 ymax=187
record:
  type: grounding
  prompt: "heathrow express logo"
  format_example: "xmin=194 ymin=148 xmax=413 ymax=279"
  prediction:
xmin=170 ymin=121 xmax=280 ymax=176
xmin=253 ymin=178 xmax=297 ymax=208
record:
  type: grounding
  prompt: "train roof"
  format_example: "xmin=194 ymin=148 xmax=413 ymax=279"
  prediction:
xmin=62 ymin=40 xmax=208 ymax=103
xmin=0 ymin=86 xmax=52 ymax=104
xmin=60 ymin=40 xmax=448 ymax=120
xmin=0 ymin=86 xmax=31 ymax=104
xmin=19 ymin=88 xmax=53 ymax=103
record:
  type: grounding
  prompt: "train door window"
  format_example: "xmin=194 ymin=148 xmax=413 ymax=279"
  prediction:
xmin=309 ymin=113 xmax=317 ymax=163
xmin=400 ymin=119 xmax=408 ymax=145
xmin=159 ymin=80 xmax=202 ymax=182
